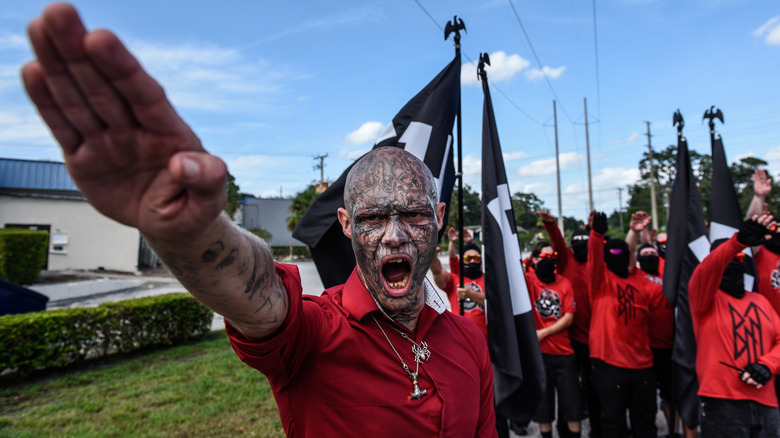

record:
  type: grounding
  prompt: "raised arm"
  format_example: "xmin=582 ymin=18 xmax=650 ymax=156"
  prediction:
xmin=746 ymin=169 xmax=772 ymax=220
xmin=627 ymin=211 xmax=651 ymax=272
xmin=22 ymin=4 xmax=286 ymax=340
xmin=538 ymin=210 xmax=570 ymax=273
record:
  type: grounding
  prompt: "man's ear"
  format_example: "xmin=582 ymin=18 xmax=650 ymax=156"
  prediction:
xmin=436 ymin=202 xmax=446 ymax=231
xmin=337 ymin=207 xmax=352 ymax=239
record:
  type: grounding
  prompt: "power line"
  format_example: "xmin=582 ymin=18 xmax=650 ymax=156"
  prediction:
xmin=507 ymin=0 xmax=573 ymax=123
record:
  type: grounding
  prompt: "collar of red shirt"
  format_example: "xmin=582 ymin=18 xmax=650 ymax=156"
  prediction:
xmin=340 ymin=268 xmax=447 ymax=336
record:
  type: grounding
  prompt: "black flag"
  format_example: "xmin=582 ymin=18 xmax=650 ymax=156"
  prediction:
xmin=292 ymin=55 xmax=460 ymax=288
xmin=706 ymin=108 xmax=757 ymax=290
xmin=479 ymin=58 xmax=545 ymax=424
xmin=663 ymin=111 xmax=708 ymax=429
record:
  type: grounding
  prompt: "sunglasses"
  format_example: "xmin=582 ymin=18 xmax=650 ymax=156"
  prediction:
xmin=657 ymin=237 xmax=668 ymax=244
xmin=572 ymin=235 xmax=589 ymax=241
xmin=463 ymin=254 xmax=481 ymax=263
xmin=608 ymin=248 xmax=624 ymax=255
xmin=735 ymin=252 xmax=746 ymax=263
xmin=539 ymin=251 xmax=558 ymax=260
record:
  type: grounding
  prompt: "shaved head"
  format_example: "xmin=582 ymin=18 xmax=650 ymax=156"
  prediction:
xmin=337 ymin=147 xmax=444 ymax=326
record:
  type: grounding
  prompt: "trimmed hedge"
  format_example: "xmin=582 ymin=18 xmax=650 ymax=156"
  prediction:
xmin=0 ymin=229 xmax=48 ymax=285
xmin=0 ymin=293 xmax=214 ymax=375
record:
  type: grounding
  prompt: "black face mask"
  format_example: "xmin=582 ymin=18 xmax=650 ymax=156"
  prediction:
xmin=720 ymin=260 xmax=746 ymax=298
xmin=637 ymin=254 xmax=659 ymax=275
xmin=604 ymin=240 xmax=629 ymax=278
xmin=463 ymin=263 xmax=482 ymax=279
xmin=572 ymin=242 xmax=588 ymax=263
xmin=764 ymin=238 xmax=780 ymax=255
xmin=534 ymin=258 xmax=557 ymax=283
xmin=657 ymin=242 xmax=667 ymax=259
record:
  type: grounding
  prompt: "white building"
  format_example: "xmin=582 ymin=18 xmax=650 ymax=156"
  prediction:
xmin=0 ymin=158 xmax=146 ymax=273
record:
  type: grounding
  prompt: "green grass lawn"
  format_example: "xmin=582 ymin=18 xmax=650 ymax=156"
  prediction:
xmin=0 ymin=331 xmax=285 ymax=438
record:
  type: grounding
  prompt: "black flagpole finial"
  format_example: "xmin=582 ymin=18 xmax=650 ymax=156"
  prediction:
xmin=477 ymin=53 xmax=490 ymax=82
xmin=673 ymin=109 xmax=684 ymax=133
xmin=702 ymin=105 xmax=724 ymax=131
xmin=444 ymin=15 xmax=466 ymax=42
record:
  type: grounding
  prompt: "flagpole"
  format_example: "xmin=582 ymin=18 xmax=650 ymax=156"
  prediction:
xmin=446 ymin=16 xmax=466 ymax=315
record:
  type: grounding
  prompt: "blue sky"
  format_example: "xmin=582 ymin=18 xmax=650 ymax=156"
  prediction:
xmin=2 ymin=0 xmax=779 ymax=223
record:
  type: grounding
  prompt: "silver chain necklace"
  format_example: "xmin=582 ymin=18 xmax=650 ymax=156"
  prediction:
xmin=371 ymin=314 xmax=431 ymax=400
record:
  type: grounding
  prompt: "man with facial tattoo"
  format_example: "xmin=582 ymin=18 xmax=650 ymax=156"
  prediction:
xmin=689 ymin=215 xmax=780 ymax=438
xmin=524 ymin=243 xmax=581 ymax=438
xmin=21 ymin=4 xmax=497 ymax=437
xmin=430 ymin=227 xmax=487 ymax=337
xmin=587 ymin=211 xmax=667 ymax=438
xmin=537 ymin=211 xmax=598 ymax=437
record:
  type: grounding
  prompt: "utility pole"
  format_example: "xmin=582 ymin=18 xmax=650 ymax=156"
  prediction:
xmin=554 ymin=100 xmax=564 ymax=231
xmin=313 ymin=153 xmax=328 ymax=192
xmin=584 ymin=98 xmax=594 ymax=211
xmin=617 ymin=187 xmax=624 ymax=231
xmin=645 ymin=122 xmax=659 ymax=230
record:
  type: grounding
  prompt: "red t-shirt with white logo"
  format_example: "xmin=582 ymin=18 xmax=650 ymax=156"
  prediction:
xmin=525 ymin=272 xmax=576 ymax=355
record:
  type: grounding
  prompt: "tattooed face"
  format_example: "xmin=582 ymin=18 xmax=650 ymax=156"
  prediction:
xmin=338 ymin=147 xmax=444 ymax=321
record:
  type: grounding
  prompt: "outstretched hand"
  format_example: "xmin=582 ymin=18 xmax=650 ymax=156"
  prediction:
xmin=537 ymin=210 xmax=556 ymax=224
xmin=592 ymin=211 xmax=608 ymax=235
xmin=737 ymin=214 xmax=778 ymax=247
xmin=630 ymin=211 xmax=651 ymax=232
xmin=753 ymin=169 xmax=772 ymax=198
xmin=22 ymin=4 xmax=227 ymax=242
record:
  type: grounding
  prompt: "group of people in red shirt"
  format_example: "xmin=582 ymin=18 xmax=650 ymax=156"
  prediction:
xmin=430 ymin=169 xmax=780 ymax=438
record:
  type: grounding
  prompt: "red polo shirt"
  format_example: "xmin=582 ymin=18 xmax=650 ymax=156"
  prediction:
xmin=226 ymin=263 xmax=497 ymax=437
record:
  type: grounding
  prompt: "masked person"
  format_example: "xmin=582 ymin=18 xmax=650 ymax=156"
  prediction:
xmin=22 ymin=6 xmax=497 ymax=436
xmin=688 ymin=215 xmax=780 ymax=438
xmin=626 ymin=211 xmax=677 ymax=437
xmin=588 ymin=211 xmax=667 ymax=438
xmin=537 ymin=211 xmax=597 ymax=437
xmin=525 ymin=241 xmax=581 ymax=438
xmin=430 ymin=227 xmax=487 ymax=337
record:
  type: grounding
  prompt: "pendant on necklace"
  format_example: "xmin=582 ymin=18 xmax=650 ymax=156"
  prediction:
xmin=408 ymin=371 xmax=427 ymax=400
xmin=412 ymin=341 xmax=431 ymax=363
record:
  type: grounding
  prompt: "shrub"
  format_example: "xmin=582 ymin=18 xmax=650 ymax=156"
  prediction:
xmin=0 ymin=229 xmax=48 ymax=285
xmin=0 ymin=293 xmax=213 ymax=375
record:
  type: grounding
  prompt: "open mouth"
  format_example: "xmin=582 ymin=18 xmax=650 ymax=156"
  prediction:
xmin=382 ymin=257 xmax=411 ymax=290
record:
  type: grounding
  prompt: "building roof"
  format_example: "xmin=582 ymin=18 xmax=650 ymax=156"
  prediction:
xmin=0 ymin=158 xmax=79 ymax=192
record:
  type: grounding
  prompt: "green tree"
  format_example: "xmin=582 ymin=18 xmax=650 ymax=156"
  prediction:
xmin=287 ymin=184 xmax=319 ymax=232
xmin=512 ymin=192 xmax=545 ymax=231
xmin=224 ymin=173 xmax=251 ymax=219
xmin=446 ymin=184 xmax=482 ymax=230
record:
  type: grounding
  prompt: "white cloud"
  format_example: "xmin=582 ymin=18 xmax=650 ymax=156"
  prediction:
xmin=525 ymin=66 xmax=566 ymax=81
xmin=346 ymin=121 xmax=384 ymax=145
xmin=128 ymin=40 xmax=297 ymax=113
xmin=0 ymin=33 xmax=27 ymax=50
xmin=461 ymin=51 xmax=531 ymax=86
xmin=753 ymin=16 xmax=780 ymax=45
xmin=503 ymin=151 xmax=528 ymax=161
xmin=593 ymin=167 xmax=641 ymax=189
xmin=339 ymin=146 xmax=370 ymax=161
xmin=608 ymin=132 xmax=641 ymax=145
xmin=514 ymin=152 xmax=584 ymax=178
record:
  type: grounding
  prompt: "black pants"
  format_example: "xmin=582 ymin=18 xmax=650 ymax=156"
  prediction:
xmin=701 ymin=397 xmax=780 ymax=438
xmin=572 ymin=341 xmax=600 ymax=434
xmin=591 ymin=359 xmax=657 ymax=438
